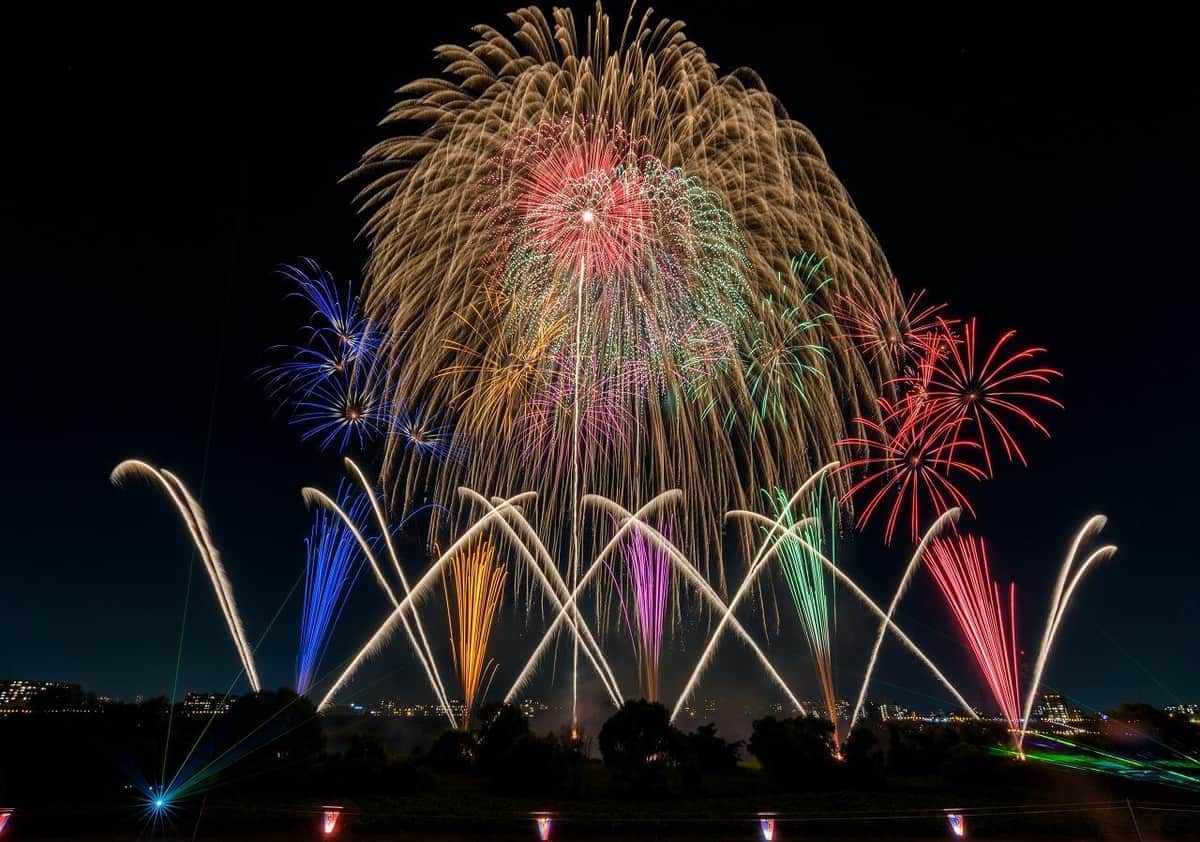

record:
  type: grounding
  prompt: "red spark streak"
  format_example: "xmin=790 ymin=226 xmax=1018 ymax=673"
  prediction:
xmin=894 ymin=317 xmax=1062 ymax=476
xmin=833 ymin=279 xmax=950 ymax=366
xmin=925 ymin=534 xmax=1023 ymax=749
xmin=837 ymin=399 xmax=985 ymax=544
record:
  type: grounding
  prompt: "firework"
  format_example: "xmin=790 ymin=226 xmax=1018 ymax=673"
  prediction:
xmin=708 ymin=502 xmax=979 ymax=725
xmin=111 ymin=460 xmax=261 ymax=691
xmin=766 ymin=481 xmax=839 ymax=747
xmin=261 ymin=260 xmax=401 ymax=453
xmin=443 ymin=540 xmax=508 ymax=728
xmin=1019 ymin=516 xmax=1116 ymax=748
xmin=738 ymin=254 xmax=832 ymax=433
xmin=946 ymin=812 xmax=967 ymax=838
xmin=615 ymin=516 xmax=672 ymax=701
xmin=833 ymin=278 xmax=948 ymax=369
xmin=304 ymin=461 xmax=455 ymax=722
xmin=507 ymin=492 xmax=810 ymax=716
xmin=925 ymin=534 xmax=1022 ymax=752
xmin=849 ymin=508 xmax=962 ymax=729
xmin=295 ymin=487 xmax=370 ymax=696
xmin=0 ymin=809 xmax=12 ymax=835
xmin=260 ymin=261 xmax=378 ymax=397
xmin=354 ymin=3 xmax=894 ymax=588
xmin=895 ymin=317 xmax=1062 ymax=476
xmin=837 ymin=401 xmax=985 ymax=544
xmin=392 ymin=403 xmax=460 ymax=462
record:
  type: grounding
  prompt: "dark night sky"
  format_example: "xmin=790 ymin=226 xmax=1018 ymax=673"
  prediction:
xmin=2 ymin=4 xmax=1196 ymax=731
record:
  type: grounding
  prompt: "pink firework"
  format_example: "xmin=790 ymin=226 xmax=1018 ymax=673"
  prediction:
xmin=521 ymin=353 xmax=639 ymax=463
xmin=833 ymin=279 xmax=949 ymax=366
xmin=895 ymin=318 xmax=1062 ymax=476
xmin=837 ymin=399 xmax=985 ymax=544
xmin=925 ymin=534 xmax=1023 ymax=752
xmin=484 ymin=116 xmax=653 ymax=280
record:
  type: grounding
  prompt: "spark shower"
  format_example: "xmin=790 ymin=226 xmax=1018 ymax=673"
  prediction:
xmin=114 ymin=2 xmax=1115 ymax=788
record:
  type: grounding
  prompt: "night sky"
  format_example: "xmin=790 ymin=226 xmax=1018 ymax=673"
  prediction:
xmin=3 ymin=4 xmax=1196 ymax=731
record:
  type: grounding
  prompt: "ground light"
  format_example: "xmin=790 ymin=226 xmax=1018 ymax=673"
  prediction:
xmin=532 ymin=812 xmax=554 ymax=840
xmin=0 ymin=808 xmax=12 ymax=836
xmin=322 ymin=805 xmax=343 ymax=837
xmin=758 ymin=813 xmax=777 ymax=841
xmin=946 ymin=811 xmax=966 ymax=837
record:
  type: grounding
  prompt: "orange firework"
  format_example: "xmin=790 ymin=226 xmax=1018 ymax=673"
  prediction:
xmin=442 ymin=540 xmax=508 ymax=728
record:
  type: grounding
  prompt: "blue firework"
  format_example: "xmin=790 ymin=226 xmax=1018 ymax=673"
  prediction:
xmin=292 ymin=358 xmax=395 ymax=452
xmin=392 ymin=404 xmax=463 ymax=462
xmin=296 ymin=485 xmax=372 ymax=696
xmin=261 ymin=259 xmax=391 ymax=452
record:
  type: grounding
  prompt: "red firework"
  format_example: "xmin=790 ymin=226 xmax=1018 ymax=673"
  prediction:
xmin=837 ymin=399 xmax=985 ymax=544
xmin=894 ymin=317 xmax=1062 ymax=476
xmin=925 ymin=534 xmax=1023 ymax=751
xmin=833 ymin=279 xmax=950 ymax=366
xmin=484 ymin=116 xmax=653 ymax=279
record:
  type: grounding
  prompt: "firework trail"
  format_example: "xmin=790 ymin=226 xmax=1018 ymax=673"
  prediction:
xmin=848 ymin=508 xmax=962 ymax=729
xmin=766 ymin=481 xmax=839 ymax=747
xmin=671 ymin=465 xmax=842 ymax=722
xmin=301 ymin=484 xmax=454 ymax=723
xmin=508 ymin=492 xmax=809 ymax=715
xmin=443 ymin=540 xmax=508 ymax=728
xmin=925 ymin=534 xmax=1023 ymax=753
xmin=614 ymin=516 xmax=672 ymax=701
xmin=837 ymin=400 xmax=985 ymax=544
xmin=111 ymin=460 xmax=260 ymax=691
xmin=315 ymin=489 xmax=625 ymax=712
xmin=1019 ymin=516 xmax=1116 ymax=748
xmin=295 ymin=486 xmax=370 ymax=696
xmin=717 ymin=508 xmax=980 ymax=723
xmin=894 ymin=317 xmax=1062 ymax=476
xmin=353 ymin=3 xmax=896 ymax=593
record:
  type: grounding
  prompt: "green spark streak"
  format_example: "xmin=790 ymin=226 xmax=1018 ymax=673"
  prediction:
xmin=728 ymin=253 xmax=831 ymax=433
xmin=765 ymin=479 xmax=838 ymax=740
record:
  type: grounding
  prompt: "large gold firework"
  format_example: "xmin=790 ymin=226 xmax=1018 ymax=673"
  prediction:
xmin=355 ymin=4 xmax=897 ymax=587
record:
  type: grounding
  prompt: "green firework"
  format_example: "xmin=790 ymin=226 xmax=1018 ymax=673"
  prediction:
xmin=765 ymin=478 xmax=838 ymax=738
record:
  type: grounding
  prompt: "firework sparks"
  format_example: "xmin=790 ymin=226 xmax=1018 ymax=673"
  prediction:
xmin=895 ymin=317 xmax=1062 ymax=476
xmin=615 ymin=517 xmax=672 ymax=701
xmin=442 ymin=540 xmax=508 ymax=728
xmin=766 ymin=482 xmax=838 ymax=748
xmin=355 ymin=4 xmax=894 ymax=585
xmin=296 ymin=486 xmax=370 ymax=696
xmin=833 ymin=278 xmax=948 ymax=369
xmin=111 ymin=460 xmax=261 ymax=691
xmin=261 ymin=260 xmax=394 ymax=453
xmin=837 ymin=401 xmax=985 ymax=544
xmin=925 ymin=533 xmax=1023 ymax=753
